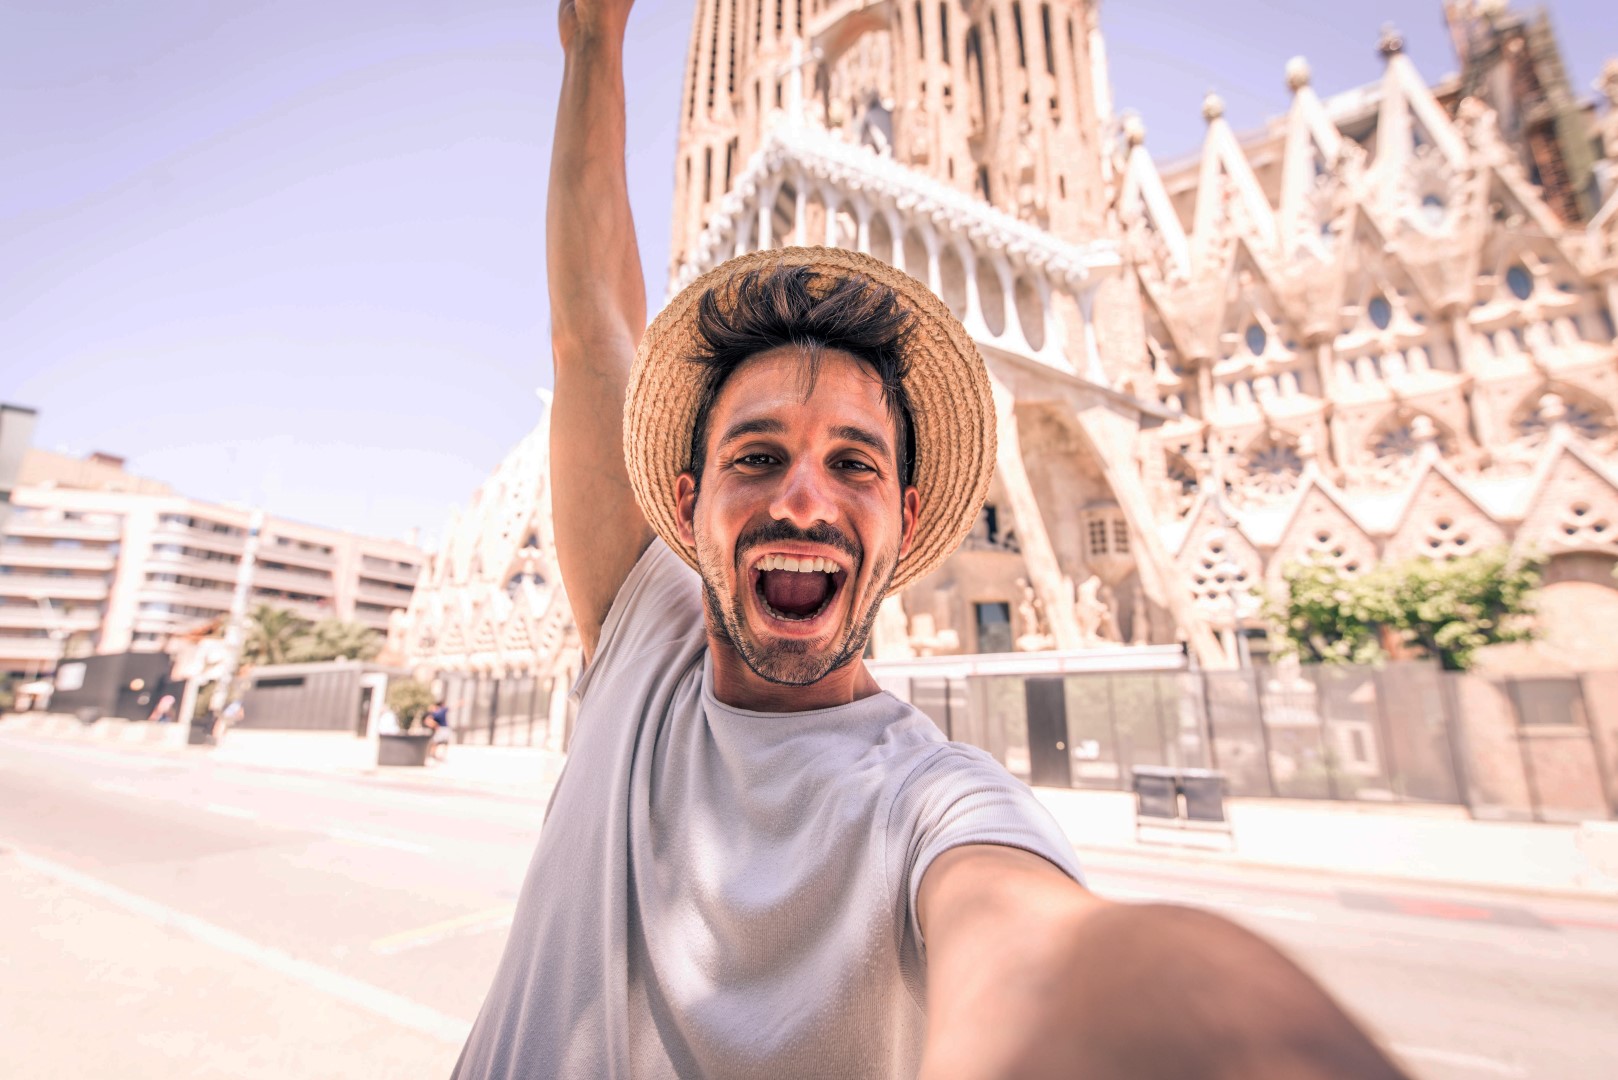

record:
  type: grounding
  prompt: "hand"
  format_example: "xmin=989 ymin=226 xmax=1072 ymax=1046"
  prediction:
xmin=559 ymin=0 xmax=635 ymax=50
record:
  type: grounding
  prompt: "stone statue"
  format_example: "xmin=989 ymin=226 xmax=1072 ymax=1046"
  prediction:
xmin=1013 ymin=118 xmax=1045 ymax=224
xmin=872 ymin=594 xmax=915 ymax=659
xmin=1128 ymin=579 xmax=1151 ymax=646
xmin=1074 ymin=574 xmax=1112 ymax=646
xmin=1014 ymin=577 xmax=1054 ymax=652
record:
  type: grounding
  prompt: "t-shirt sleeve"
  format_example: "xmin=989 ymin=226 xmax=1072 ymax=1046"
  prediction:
xmin=570 ymin=538 xmax=704 ymax=705
xmin=891 ymin=743 xmax=1085 ymax=974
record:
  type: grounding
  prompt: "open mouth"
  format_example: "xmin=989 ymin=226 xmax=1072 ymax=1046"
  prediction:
xmin=750 ymin=553 xmax=848 ymax=624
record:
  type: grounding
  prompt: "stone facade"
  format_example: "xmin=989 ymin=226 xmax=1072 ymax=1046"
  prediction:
xmin=401 ymin=0 xmax=1618 ymax=678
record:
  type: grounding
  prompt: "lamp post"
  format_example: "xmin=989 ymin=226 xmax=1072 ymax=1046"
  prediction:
xmin=30 ymin=593 xmax=67 ymax=682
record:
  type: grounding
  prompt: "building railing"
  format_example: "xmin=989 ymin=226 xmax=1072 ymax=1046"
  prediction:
xmin=0 ymin=575 xmax=111 ymax=601
xmin=0 ymin=546 xmax=118 ymax=572
xmin=4 ymin=517 xmax=122 ymax=542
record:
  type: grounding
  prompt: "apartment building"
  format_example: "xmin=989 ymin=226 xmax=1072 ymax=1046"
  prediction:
xmin=0 ymin=450 xmax=425 ymax=680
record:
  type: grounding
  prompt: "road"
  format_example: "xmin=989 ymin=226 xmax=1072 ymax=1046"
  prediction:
xmin=3 ymin=732 xmax=1616 ymax=1080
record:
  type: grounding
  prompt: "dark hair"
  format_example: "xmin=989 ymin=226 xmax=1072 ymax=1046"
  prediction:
xmin=687 ymin=265 xmax=916 ymax=487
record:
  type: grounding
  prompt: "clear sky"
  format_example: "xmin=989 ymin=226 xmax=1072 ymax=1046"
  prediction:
xmin=3 ymin=1 xmax=1612 ymax=549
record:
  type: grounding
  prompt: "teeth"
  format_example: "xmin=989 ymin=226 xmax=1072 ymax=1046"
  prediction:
xmin=756 ymin=554 xmax=840 ymax=574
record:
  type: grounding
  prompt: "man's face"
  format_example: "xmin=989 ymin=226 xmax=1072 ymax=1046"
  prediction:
xmin=675 ymin=346 xmax=920 ymax=686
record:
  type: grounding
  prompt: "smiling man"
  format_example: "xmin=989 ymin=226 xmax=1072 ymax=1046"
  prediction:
xmin=450 ymin=1 xmax=1409 ymax=1078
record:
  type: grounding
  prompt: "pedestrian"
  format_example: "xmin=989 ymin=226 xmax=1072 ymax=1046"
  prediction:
xmin=424 ymin=701 xmax=450 ymax=762
xmin=452 ymin=3 xmax=1409 ymax=1077
xmin=147 ymin=694 xmax=176 ymax=724
xmin=376 ymin=706 xmax=401 ymax=735
xmin=212 ymin=699 xmax=243 ymax=742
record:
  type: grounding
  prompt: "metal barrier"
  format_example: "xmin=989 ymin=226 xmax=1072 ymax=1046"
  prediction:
xmin=1132 ymin=766 xmax=1233 ymax=847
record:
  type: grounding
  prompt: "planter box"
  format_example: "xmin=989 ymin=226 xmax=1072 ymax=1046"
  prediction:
xmin=378 ymin=732 xmax=433 ymax=767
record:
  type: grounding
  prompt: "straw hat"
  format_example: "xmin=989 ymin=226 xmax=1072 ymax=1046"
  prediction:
xmin=623 ymin=246 xmax=995 ymax=593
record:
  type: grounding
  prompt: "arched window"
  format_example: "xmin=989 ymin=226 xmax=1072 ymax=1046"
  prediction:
xmin=1244 ymin=323 xmax=1267 ymax=356
xmin=1368 ymin=295 xmax=1392 ymax=330
xmin=1506 ymin=263 xmax=1533 ymax=301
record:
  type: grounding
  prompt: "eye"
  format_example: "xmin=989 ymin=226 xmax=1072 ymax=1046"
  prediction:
xmin=734 ymin=453 xmax=779 ymax=468
xmin=835 ymin=458 xmax=877 ymax=473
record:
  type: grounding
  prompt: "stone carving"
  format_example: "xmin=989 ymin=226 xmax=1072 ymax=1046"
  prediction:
xmin=1013 ymin=119 xmax=1046 ymax=226
xmin=1074 ymin=575 xmax=1120 ymax=645
xmin=1014 ymin=577 xmax=1055 ymax=652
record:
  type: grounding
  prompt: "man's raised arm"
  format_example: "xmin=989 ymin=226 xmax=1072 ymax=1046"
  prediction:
xmin=548 ymin=0 xmax=654 ymax=660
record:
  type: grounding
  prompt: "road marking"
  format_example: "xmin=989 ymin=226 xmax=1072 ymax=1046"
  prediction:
xmin=327 ymin=828 xmax=431 ymax=854
xmin=371 ymin=906 xmax=516 ymax=956
xmin=1392 ymin=1043 xmax=1527 ymax=1077
xmin=1098 ymin=886 xmax=1319 ymax=924
xmin=5 ymin=844 xmax=473 ymax=1045
xmin=205 ymin=803 xmax=258 ymax=820
xmin=92 ymin=780 xmax=140 ymax=797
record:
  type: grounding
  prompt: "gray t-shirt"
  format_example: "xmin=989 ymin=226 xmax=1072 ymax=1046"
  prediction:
xmin=454 ymin=540 xmax=1082 ymax=1079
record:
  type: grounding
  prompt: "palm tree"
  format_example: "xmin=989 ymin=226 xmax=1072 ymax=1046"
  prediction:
xmin=242 ymin=605 xmax=311 ymax=667
xmin=289 ymin=619 xmax=383 ymax=663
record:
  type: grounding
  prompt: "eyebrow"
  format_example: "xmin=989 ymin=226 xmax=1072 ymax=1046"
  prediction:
xmin=831 ymin=424 xmax=893 ymax=458
xmin=717 ymin=418 xmax=894 ymax=459
xmin=717 ymin=417 xmax=785 ymax=445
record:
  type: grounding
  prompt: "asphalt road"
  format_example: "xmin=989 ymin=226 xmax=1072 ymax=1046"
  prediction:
xmin=3 ymin=732 xmax=1616 ymax=1080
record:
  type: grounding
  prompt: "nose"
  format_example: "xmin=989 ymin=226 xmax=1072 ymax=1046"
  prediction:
xmin=768 ymin=458 xmax=840 ymax=531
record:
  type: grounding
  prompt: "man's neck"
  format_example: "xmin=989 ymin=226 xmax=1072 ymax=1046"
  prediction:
xmin=706 ymin=635 xmax=883 ymax=712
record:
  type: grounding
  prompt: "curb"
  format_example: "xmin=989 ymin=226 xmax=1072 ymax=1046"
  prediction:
xmin=1068 ymin=838 xmax=1618 ymax=907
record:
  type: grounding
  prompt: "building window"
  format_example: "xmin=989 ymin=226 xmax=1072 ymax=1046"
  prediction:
xmin=1087 ymin=517 xmax=1109 ymax=556
xmin=1368 ymin=294 xmax=1392 ymax=330
xmin=975 ymin=602 xmax=1013 ymax=654
xmin=1506 ymin=263 xmax=1533 ymax=301
xmin=1244 ymin=322 xmax=1267 ymax=356
xmin=1111 ymin=518 xmax=1130 ymax=555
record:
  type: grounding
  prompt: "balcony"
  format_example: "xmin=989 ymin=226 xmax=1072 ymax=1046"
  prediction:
xmin=251 ymin=565 xmax=336 ymax=596
xmin=355 ymin=580 xmax=413 ymax=608
xmin=352 ymin=606 xmax=395 ymax=630
xmin=138 ymin=579 xmax=236 ymax=606
xmin=150 ymin=521 xmax=246 ymax=556
xmin=0 ymin=606 xmax=102 ymax=633
xmin=259 ymin=538 xmax=336 ymax=570
xmin=357 ymin=559 xmax=421 ymax=586
xmin=144 ymin=550 xmax=242 ymax=585
xmin=0 ymin=546 xmax=119 ymax=573
xmin=0 ymin=637 xmax=68 ymax=661
xmin=0 ymin=575 xmax=111 ymax=602
xmin=6 ymin=516 xmax=122 ymax=543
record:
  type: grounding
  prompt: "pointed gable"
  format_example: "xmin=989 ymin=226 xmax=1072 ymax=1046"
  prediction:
xmin=1514 ymin=441 xmax=1618 ymax=556
xmin=1266 ymin=479 xmax=1378 ymax=584
xmin=1190 ymin=93 xmax=1280 ymax=274
xmin=1383 ymin=461 xmax=1507 ymax=561
xmin=1176 ymin=499 xmax=1265 ymax=626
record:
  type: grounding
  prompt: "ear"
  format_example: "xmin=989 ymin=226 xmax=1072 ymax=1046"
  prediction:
xmin=675 ymin=472 xmax=699 ymax=548
xmin=897 ymin=485 xmax=921 ymax=558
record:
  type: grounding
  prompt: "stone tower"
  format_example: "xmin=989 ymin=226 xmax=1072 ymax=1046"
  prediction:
xmin=671 ymin=0 xmax=1116 ymax=277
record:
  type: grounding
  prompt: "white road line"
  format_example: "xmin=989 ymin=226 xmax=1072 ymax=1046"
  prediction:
xmin=6 ymin=844 xmax=472 ymax=1045
xmin=205 ymin=803 xmax=258 ymax=820
xmin=91 ymin=780 xmax=140 ymax=797
xmin=371 ymin=907 xmax=515 ymax=956
xmin=326 ymin=828 xmax=432 ymax=855
xmin=1393 ymin=1043 xmax=1527 ymax=1077
xmin=1097 ymin=886 xmax=1319 ymax=924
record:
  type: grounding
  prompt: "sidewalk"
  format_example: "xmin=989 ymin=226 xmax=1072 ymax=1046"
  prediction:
xmin=6 ymin=711 xmax=1616 ymax=899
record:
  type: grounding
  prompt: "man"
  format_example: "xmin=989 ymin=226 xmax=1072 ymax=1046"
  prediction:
xmin=425 ymin=701 xmax=452 ymax=761
xmin=453 ymin=1 xmax=1409 ymax=1077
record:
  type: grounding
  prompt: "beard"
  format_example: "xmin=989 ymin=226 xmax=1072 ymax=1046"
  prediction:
xmin=695 ymin=519 xmax=897 ymax=687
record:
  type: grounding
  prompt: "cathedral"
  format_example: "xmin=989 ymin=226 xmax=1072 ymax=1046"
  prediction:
xmin=392 ymin=0 xmax=1618 ymax=696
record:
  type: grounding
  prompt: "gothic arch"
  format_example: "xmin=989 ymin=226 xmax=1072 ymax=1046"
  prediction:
xmin=1266 ymin=482 xmax=1376 ymax=584
xmin=1382 ymin=466 xmax=1505 ymax=562
xmin=1508 ymin=383 xmax=1618 ymax=453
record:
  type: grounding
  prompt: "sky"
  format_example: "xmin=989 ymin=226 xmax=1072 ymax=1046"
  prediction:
xmin=3 ymin=0 xmax=1613 ymax=550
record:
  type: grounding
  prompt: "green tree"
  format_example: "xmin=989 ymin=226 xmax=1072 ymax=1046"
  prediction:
xmin=242 ymin=605 xmax=311 ymax=667
xmin=1270 ymin=547 xmax=1540 ymax=671
xmin=385 ymin=678 xmax=436 ymax=731
xmin=288 ymin=619 xmax=383 ymax=664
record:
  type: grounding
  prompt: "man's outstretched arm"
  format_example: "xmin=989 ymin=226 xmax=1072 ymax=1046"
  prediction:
xmin=548 ymin=0 xmax=654 ymax=660
xmin=917 ymin=845 xmax=1409 ymax=1080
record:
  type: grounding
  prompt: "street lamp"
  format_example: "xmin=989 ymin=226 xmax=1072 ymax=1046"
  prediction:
xmin=29 ymin=593 xmax=68 ymax=681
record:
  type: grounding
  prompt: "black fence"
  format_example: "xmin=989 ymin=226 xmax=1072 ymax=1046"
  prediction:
xmin=436 ymin=672 xmax=563 ymax=749
xmin=905 ymin=661 xmax=1617 ymax=822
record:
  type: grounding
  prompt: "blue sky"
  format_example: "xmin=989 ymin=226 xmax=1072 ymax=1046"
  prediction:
xmin=3 ymin=0 xmax=1612 ymax=548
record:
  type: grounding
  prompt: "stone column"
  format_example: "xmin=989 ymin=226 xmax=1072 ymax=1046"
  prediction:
xmin=989 ymin=375 xmax=1081 ymax=649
